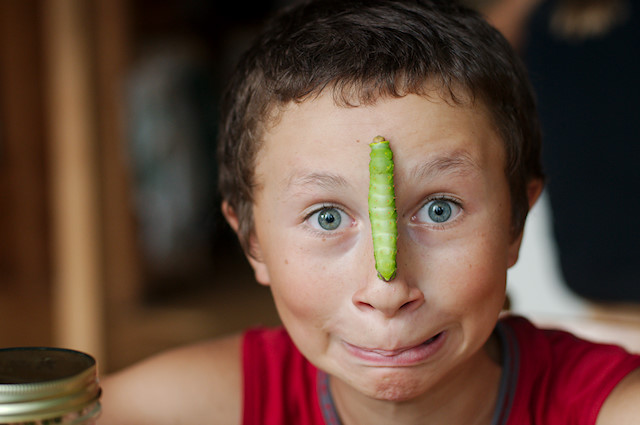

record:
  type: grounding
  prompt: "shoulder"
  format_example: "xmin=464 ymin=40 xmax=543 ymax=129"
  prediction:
xmin=596 ymin=367 xmax=640 ymax=425
xmin=501 ymin=314 xmax=640 ymax=381
xmin=499 ymin=315 xmax=640 ymax=423
xmin=242 ymin=327 xmax=322 ymax=424
xmin=500 ymin=314 xmax=636 ymax=364
xmin=243 ymin=326 xmax=295 ymax=358
xmin=99 ymin=332 xmax=243 ymax=425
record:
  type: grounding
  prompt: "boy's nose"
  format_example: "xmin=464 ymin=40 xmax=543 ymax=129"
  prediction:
xmin=351 ymin=271 xmax=425 ymax=318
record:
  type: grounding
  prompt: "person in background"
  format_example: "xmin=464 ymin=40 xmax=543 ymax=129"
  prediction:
xmin=465 ymin=0 xmax=640 ymax=305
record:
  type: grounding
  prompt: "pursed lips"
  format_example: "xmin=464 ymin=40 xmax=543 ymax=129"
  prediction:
xmin=343 ymin=332 xmax=445 ymax=365
xmin=365 ymin=332 xmax=442 ymax=355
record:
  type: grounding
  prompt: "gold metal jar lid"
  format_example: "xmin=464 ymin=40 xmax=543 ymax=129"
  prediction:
xmin=0 ymin=347 xmax=101 ymax=423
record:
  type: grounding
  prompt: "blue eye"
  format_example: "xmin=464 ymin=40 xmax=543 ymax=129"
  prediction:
xmin=427 ymin=200 xmax=451 ymax=223
xmin=312 ymin=207 xmax=343 ymax=231
xmin=318 ymin=208 xmax=341 ymax=230
xmin=414 ymin=199 xmax=461 ymax=225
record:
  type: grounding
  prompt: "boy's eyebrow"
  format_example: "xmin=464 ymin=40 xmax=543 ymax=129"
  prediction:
xmin=285 ymin=171 xmax=351 ymax=193
xmin=284 ymin=150 xmax=479 ymax=193
xmin=408 ymin=150 xmax=480 ymax=181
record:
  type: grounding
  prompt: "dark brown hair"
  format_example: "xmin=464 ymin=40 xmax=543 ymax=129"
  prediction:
xmin=218 ymin=0 xmax=544 ymax=252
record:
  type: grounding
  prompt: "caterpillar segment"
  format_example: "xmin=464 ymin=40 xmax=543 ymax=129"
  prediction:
xmin=368 ymin=136 xmax=398 ymax=281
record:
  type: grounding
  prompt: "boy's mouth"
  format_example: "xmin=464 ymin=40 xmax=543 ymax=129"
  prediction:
xmin=370 ymin=332 xmax=442 ymax=356
xmin=344 ymin=332 xmax=445 ymax=366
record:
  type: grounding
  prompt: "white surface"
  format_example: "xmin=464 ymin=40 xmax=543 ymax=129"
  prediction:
xmin=507 ymin=191 xmax=589 ymax=317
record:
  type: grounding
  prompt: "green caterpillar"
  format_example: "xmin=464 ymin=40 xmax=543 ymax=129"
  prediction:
xmin=368 ymin=136 xmax=397 ymax=281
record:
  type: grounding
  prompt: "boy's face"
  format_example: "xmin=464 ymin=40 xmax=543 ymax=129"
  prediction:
xmin=240 ymin=92 xmax=522 ymax=401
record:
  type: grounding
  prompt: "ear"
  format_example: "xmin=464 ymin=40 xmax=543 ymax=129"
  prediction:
xmin=221 ymin=201 xmax=272 ymax=286
xmin=507 ymin=178 xmax=544 ymax=268
xmin=526 ymin=178 xmax=544 ymax=210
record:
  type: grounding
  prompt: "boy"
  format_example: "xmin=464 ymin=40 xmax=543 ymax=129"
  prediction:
xmin=100 ymin=0 xmax=640 ymax=423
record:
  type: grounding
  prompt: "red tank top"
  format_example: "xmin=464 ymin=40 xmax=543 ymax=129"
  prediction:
xmin=242 ymin=316 xmax=640 ymax=424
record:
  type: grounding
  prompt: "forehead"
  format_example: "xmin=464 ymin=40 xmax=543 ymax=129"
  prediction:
xmin=255 ymin=92 xmax=504 ymax=194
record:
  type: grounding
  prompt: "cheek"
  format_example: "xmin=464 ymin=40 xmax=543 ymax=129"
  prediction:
xmin=434 ymin=236 xmax=508 ymax=313
xmin=267 ymin=256 xmax=351 ymax=362
xmin=455 ymin=261 xmax=506 ymax=309
xmin=268 ymin=251 xmax=347 ymax=325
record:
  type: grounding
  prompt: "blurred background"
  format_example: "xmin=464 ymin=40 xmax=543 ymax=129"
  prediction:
xmin=0 ymin=0 xmax=285 ymax=374
xmin=469 ymin=0 xmax=640 ymax=352
xmin=0 ymin=0 xmax=638 ymax=375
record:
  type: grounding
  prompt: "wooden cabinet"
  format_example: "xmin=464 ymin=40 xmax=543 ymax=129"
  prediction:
xmin=0 ymin=0 xmax=141 ymax=371
xmin=0 ymin=0 xmax=279 ymax=374
xmin=0 ymin=0 xmax=54 ymax=348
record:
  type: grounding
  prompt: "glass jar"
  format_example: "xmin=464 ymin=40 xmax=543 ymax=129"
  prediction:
xmin=0 ymin=347 xmax=101 ymax=424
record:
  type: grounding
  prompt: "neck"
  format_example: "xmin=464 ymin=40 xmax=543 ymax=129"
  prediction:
xmin=330 ymin=334 xmax=502 ymax=425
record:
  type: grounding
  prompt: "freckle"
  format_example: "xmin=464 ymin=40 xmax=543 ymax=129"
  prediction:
xmin=322 ymin=238 xmax=326 ymax=242
xmin=284 ymin=259 xmax=289 ymax=265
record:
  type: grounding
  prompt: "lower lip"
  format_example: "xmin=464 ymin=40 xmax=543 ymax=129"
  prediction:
xmin=344 ymin=332 xmax=446 ymax=366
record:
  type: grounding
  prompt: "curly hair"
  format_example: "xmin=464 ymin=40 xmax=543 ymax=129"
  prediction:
xmin=218 ymin=0 xmax=544 ymax=253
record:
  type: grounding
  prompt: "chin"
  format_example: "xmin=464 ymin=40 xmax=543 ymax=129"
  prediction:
xmin=356 ymin=370 xmax=426 ymax=402
xmin=371 ymin=388 xmax=420 ymax=402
